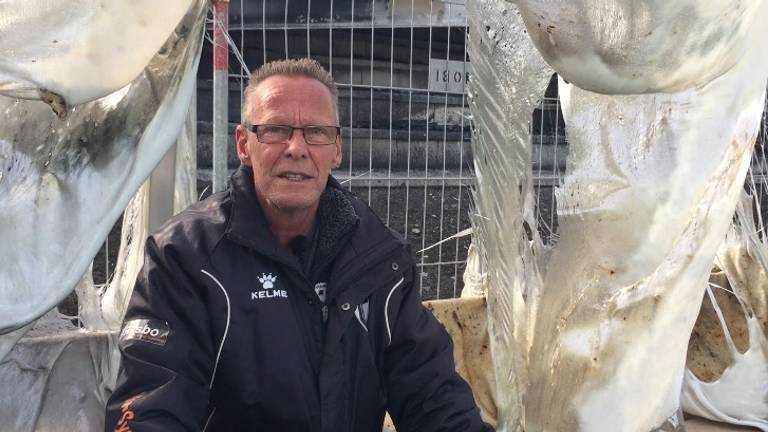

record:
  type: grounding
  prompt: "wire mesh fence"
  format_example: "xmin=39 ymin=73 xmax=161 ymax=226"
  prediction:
xmin=89 ymin=1 xmax=768 ymax=304
xmin=197 ymin=0 xmax=480 ymax=300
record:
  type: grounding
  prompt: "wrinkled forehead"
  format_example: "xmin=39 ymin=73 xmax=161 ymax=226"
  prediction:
xmin=247 ymin=75 xmax=338 ymax=123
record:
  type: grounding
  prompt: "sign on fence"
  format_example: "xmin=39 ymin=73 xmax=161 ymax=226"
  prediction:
xmin=429 ymin=59 xmax=472 ymax=93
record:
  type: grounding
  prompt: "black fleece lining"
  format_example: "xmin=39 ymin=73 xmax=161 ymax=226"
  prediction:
xmin=315 ymin=186 xmax=358 ymax=260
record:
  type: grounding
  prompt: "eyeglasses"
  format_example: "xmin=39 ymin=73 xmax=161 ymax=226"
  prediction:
xmin=244 ymin=123 xmax=340 ymax=145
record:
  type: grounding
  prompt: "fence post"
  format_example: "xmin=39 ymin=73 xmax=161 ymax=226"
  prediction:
xmin=212 ymin=0 xmax=230 ymax=193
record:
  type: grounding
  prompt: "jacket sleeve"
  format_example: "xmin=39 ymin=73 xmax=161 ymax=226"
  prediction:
xmin=383 ymin=262 xmax=493 ymax=432
xmin=105 ymin=236 xmax=215 ymax=432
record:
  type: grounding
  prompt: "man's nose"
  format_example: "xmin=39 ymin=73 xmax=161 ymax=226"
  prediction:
xmin=284 ymin=128 xmax=309 ymax=158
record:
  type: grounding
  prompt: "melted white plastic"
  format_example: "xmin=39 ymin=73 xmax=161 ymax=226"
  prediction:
xmin=466 ymin=0 xmax=552 ymax=428
xmin=0 ymin=309 xmax=116 ymax=432
xmin=100 ymin=108 xmax=198 ymax=329
xmin=511 ymin=0 xmax=762 ymax=94
xmin=682 ymin=192 xmax=768 ymax=430
xmin=0 ymin=2 xmax=202 ymax=430
xmin=469 ymin=0 xmax=768 ymax=430
xmin=0 ymin=2 xmax=205 ymax=337
xmin=0 ymin=0 xmax=194 ymax=105
xmin=683 ymin=286 xmax=768 ymax=431
xmin=0 ymin=102 xmax=200 ymax=432
xmin=528 ymin=60 xmax=765 ymax=432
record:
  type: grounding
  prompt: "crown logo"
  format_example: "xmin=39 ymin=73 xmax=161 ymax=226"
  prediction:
xmin=258 ymin=273 xmax=277 ymax=289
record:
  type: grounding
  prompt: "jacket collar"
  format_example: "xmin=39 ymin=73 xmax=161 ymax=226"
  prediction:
xmin=226 ymin=164 xmax=283 ymax=258
xmin=226 ymin=165 xmax=359 ymax=266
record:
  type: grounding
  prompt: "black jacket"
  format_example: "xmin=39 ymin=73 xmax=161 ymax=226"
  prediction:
xmin=105 ymin=166 xmax=491 ymax=432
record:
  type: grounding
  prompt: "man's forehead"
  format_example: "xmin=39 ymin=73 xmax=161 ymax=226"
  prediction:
xmin=252 ymin=75 xmax=332 ymax=102
xmin=248 ymin=75 xmax=337 ymax=120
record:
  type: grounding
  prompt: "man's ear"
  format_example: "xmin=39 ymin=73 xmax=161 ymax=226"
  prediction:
xmin=235 ymin=124 xmax=252 ymax=166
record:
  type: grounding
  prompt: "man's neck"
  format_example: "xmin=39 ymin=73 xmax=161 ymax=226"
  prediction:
xmin=261 ymin=200 xmax=318 ymax=254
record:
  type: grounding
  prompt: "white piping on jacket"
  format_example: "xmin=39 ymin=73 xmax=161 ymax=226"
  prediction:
xmin=202 ymin=407 xmax=217 ymax=432
xmin=200 ymin=269 xmax=230 ymax=390
xmin=384 ymin=277 xmax=405 ymax=346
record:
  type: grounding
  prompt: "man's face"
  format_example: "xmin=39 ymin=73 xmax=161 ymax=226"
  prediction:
xmin=235 ymin=75 xmax=342 ymax=216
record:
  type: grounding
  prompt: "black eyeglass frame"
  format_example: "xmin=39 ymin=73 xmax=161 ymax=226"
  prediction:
xmin=244 ymin=123 xmax=341 ymax=145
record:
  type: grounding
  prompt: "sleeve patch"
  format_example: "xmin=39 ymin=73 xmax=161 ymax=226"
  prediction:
xmin=120 ymin=319 xmax=172 ymax=346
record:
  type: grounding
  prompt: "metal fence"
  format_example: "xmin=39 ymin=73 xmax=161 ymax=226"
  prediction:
xmin=196 ymin=0 xmax=484 ymax=300
xmin=90 ymin=1 xmax=768 ymax=304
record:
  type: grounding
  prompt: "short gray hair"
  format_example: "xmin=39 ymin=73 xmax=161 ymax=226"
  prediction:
xmin=241 ymin=58 xmax=339 ymax=124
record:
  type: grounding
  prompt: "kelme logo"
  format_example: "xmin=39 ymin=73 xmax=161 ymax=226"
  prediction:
xmin=252 ymin=272 xmax=288 ymax=300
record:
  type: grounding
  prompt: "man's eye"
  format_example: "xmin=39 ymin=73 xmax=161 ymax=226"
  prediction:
xmin=305 ymin=126 xmax=324 ymax=136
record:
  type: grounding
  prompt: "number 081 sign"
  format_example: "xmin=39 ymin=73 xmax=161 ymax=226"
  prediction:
xmin=429 ymin=59 xmax=472 ymax=93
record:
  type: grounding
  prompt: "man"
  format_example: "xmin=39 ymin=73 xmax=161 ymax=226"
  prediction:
xmin=105 ymin=58 xmax=491 ymax=432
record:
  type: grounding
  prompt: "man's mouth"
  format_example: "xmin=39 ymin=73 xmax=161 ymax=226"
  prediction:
xmin=278 ymin=172 xmax=311 ymax=181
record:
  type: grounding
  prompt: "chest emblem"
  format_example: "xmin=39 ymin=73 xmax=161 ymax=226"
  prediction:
xmin=258 ymin=273 xmax=277 ymax=289
xmin=314 ymin=282 xmax=327 ymax=303
xmin=252 ymin=273 xmax=288 ymax=300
